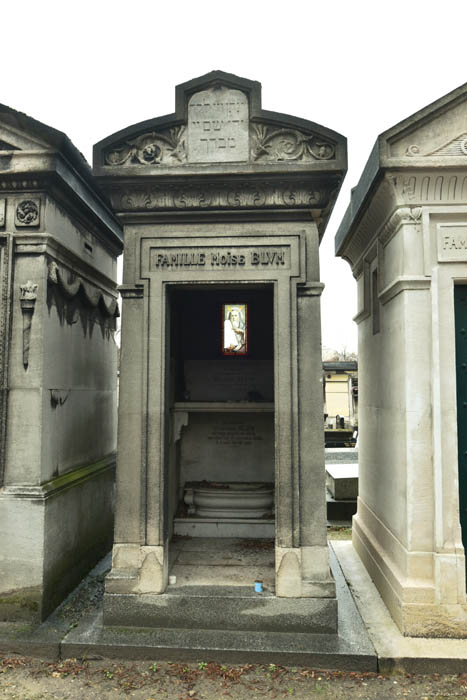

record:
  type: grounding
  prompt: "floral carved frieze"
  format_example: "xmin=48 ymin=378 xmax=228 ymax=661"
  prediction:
xmin=110 ymin=181 xmax=332 ymax=211
xmin=103 ymin=123 xmax=337 ymax=166
xmin=15 ymin=199 xmax=40 ymax=227
xmin=251 ymin=124 xmax=336 ymax=162
xmin=104 ymin=127 xmax=186 ymax=166
xmin=406 ymin=133 xmax=467 ymax=158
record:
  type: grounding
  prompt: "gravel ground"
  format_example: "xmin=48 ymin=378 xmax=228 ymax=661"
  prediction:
xmin=1 ymin=656 xmax=467 ymax=699
xmin=4 ymin=529 xmax=464 ymax=698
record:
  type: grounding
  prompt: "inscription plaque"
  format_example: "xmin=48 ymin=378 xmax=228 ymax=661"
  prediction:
xmin=438 ymin=224 xmax=467 ymax=262
xmin=150 ymin=246 xmax=289 ymax=271
xmin=188 ymin=86 xmax=249 ymax=163
xmin=180 ymin=413 xmax=274 ymax=483
xmin=207 ymin=421 xmax=263 ymax=447
xmin=185 ymin=360 xmax=273 ymax=402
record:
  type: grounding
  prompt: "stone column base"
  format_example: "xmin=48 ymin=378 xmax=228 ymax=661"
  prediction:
xmin=353 ymin=499 xmax=467 ymax=637
xmin=105 ymin=543 xmax=169 ymax=595
xmin=275 ymin=546 xmax=336 ymax=598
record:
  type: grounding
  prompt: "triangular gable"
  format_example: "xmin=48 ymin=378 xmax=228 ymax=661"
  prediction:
xmin=382 ymin=83 xmax=467 ymax=161
xmin=0 ymin=118 xmax=50 ymax=152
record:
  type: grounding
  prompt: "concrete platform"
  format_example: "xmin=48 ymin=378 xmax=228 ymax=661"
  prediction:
xmin=0 ymin=545 xmax=375 ymax=669
xmin=331 ymin=540 xmax=467 ymax=674
xmin=4 ymin=540 xmax=467 ymax=673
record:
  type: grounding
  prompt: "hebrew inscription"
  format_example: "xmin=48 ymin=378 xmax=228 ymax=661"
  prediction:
xmin=188 ymin=87 xmax=249 ymax=162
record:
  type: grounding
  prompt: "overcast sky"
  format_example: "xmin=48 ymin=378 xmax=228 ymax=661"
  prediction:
xmin=3 ymin=0 xmax=467 ymax=353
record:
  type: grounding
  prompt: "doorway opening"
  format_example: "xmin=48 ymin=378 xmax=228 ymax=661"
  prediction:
xmin=166 ymin=284 xmax=275 ymax=588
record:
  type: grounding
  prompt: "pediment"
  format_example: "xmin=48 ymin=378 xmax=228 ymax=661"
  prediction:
xmin=384 ymin=83 xmax=467 ymax=161
xmin=0 ymin=120 xmax=50 ymax=152
xmin=95 ymin=71 xmax=346 ymax=170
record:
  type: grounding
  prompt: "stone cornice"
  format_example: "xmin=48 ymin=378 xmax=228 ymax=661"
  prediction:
xmin=297 ymin=282 xmax=325 ymax=297
xmin=339 ymin=169 xmax=467 ymax=272
xmin=13 ymin=233 xmax=118 ymax=294
xmin=0 ymin=152 xmax=122 ymax=252
xmin=379 ymin=276 xmax=431 ymax=305
xmin=119 ymin=284 xmax=144 ymax=299
xmin=1 ymin=453 xmax=116 ymax=500
xmin=104 ymin=177 xmax=340 ymax=214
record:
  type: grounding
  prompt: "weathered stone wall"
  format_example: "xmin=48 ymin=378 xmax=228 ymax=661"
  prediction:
xmin=0 ymin=107 xmax=122 ymax=620
xmin=336 ymin=83 xmax=467 ymax=636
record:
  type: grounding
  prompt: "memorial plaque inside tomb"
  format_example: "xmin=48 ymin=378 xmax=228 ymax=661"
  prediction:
xmin=93 ymin=71 xmax=347 ymax=635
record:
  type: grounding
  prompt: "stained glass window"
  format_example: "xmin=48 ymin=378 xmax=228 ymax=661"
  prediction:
xmin=222 ymin=304 xmax=248 ymax=355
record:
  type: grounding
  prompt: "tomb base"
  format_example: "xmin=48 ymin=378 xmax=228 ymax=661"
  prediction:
xmin=173 ymin=517 xmax=274 ymax=538
xmin=353 ymin=500 xmax=467 ymax=637
xmin=103 ymin=587 xmax=337 ymax=634
xmin=0 ymin=455 xmax=115 ymax=621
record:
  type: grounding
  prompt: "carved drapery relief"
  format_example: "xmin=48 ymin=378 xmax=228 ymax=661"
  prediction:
xmin=406 ymin=133 xmax=467 ymax=158
xmin=19 ymin=280 xmax=38 ymax=369
xmin=47 ymin=261 xmax=119 ymax=338
xmin=104 ymin=127 xmax=186 ymax=166
xmin=251 ymin=124 xmax=336 ymax=162
xmin=15 ymin=199 xmax=40 ymax=226
xmin=109 ymin=180 xmax=333 ymax=212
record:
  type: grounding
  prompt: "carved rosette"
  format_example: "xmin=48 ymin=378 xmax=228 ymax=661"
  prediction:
xmin=251 ymin=124 xmax=335 ymax=162
xmin=104 ymin=127 xmax=186 ymax=166
xmin=15 ymin=199 xmax=40 ymax=226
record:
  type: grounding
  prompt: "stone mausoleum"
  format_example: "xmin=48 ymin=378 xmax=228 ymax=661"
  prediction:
xmin=336 ymin=83 xmax=467 ymax=636
xmin=0 ymin=105 xmax=122 ymax=619
xmin=93 ymin=71 xmax=347 ymax=633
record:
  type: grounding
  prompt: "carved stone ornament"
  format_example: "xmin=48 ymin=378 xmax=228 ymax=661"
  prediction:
xmin=111 ymin=181 xmax=332 ymax=212
xmin=19 ymin=281 xmax=38 ymax=369
xmin=15 ymin=199 xmax=40 ymax=226
xmin=251 ymin=124 xmax=336 ymax=162
xmin=104 ymin=127 xmax=186 ymax=166
xmin=47 ymin=261 xmax=119 ymax=337
xmin=0 ymin=199 xmax=5 ymax=227
xmin=20 ymin=280 xmax=38 ymax=302
xmin=406 ymin=133 xmax=467 ymax=157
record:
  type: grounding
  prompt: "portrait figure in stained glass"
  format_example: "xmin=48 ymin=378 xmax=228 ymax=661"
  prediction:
xmin=223 ymin=304 xmax=247 ymax=354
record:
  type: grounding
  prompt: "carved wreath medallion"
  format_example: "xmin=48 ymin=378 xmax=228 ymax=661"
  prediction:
xmin=15 ymin=199 xmax=40 ymax=226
